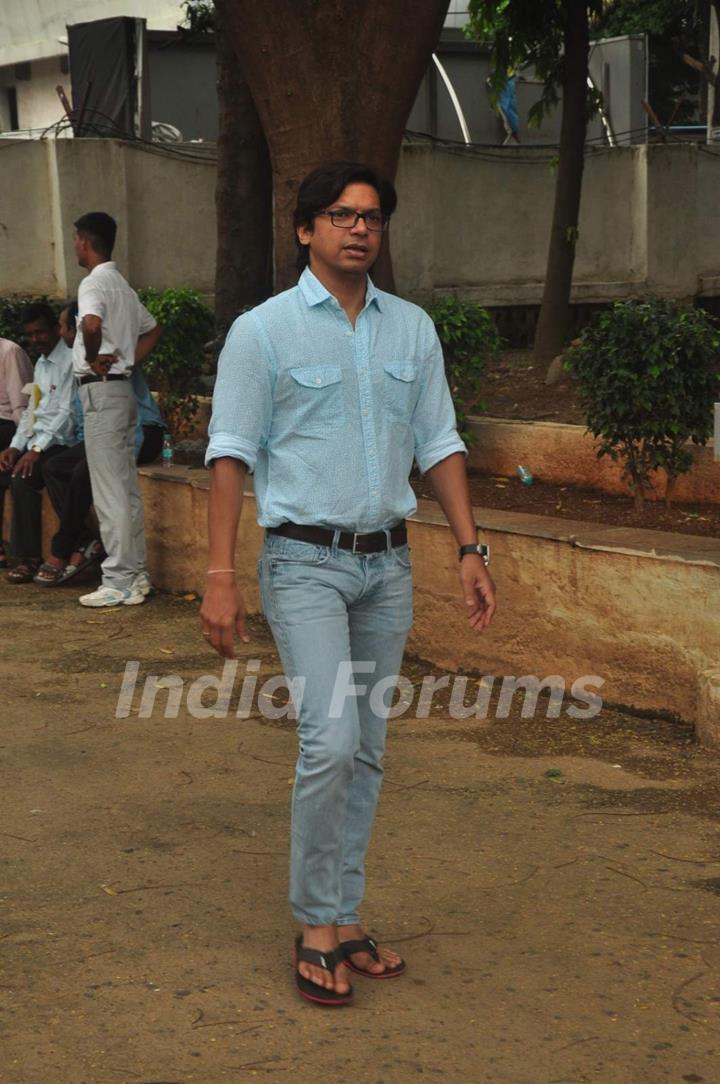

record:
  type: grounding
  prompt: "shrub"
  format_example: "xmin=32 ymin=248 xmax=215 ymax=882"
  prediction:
xmin=138 ymin=287 xmax=214 ymax=435
xmin=425 ymin=297 xmax=502 ymax=448
xmin=566 ymin=299 xmax=720 ymax=510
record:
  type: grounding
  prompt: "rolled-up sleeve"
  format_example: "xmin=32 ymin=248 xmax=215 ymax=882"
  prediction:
xmin=205 ymin=313 xmax=273 ymax=472
xmin=412 ymin=328 xmax=467 ymax=475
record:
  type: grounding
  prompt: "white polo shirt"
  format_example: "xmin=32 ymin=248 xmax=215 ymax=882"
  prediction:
xmin=73 ymin=261 xmax=156 ymax=376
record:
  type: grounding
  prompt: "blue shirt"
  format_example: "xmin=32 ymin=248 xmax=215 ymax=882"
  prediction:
xmin=72 ymin=368 xmax=164 ymax=457
xmin=206 ymin=268 xmax=466 ymax=533
xmin=11 ymin=339 xmax=77 ymax=453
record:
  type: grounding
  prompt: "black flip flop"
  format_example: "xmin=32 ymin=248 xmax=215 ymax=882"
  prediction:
xmin=340 ymin=936 xmax=406 ymax=979
xmin=294 ymin=935 xmax=353 ymax=1006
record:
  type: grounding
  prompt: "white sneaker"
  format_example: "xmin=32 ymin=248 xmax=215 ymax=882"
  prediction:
xmin=133 ymin=570 xmax=153 ymax=596
xmin=79 ymin=584 xmax=146 ymax=608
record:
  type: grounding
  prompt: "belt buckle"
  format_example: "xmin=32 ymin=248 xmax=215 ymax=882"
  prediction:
xmin=351 ymin=532 xmax=361 ymax=555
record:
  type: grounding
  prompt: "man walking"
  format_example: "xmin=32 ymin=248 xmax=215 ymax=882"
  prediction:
xmin=0 ymin=304 xmax=77 ymax=582
xmin=72 ymin=212 xmax=161 ymax=607
xmin=200 ymin=162 xmax=496 ymax=1006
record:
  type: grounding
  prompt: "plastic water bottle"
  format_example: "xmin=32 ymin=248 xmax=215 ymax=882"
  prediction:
xmin=517 ymin=464 xmax=534 ymax=485
xmin=162 ymin=432 xmax=174 ymax=469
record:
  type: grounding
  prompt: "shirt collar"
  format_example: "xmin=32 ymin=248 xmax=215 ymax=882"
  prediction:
xmin=88 ymin=260 xmax=116 ymax=276
xmin=42 ymin=338 xmax=71 ymax=366
xmin=298 ymin=267 xmax=383 ymax=313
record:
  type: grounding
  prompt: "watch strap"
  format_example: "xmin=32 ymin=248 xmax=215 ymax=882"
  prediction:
xmin=459 ymin=543 xmax=490 ymax=566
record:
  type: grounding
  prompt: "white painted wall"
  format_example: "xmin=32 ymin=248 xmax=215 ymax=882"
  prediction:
xmin=0 ymin=0 xmax=182 ymax=65
xmin=11 ymin=56 xmax=69 ymax=131
xmin=0 ymin=138 xmax=717 ymax=306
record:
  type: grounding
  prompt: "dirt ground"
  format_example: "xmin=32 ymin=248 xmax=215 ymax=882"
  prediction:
xmin=3 ymin=581 xmax=720 ymax=1084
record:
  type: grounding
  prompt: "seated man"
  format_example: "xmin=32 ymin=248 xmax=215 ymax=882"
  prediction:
xmin=0 ymin=304 xmax=77 ymax=582
xmin=36 ymin=302 xmax=165 ymax=587
xmin=0 ymin=335 xmax=33 ymax=567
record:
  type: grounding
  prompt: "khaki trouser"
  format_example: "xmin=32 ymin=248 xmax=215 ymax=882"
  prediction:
xmin=79 ymin=379 xmax=145 ymax=591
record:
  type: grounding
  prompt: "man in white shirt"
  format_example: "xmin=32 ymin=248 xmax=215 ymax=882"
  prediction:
xmin=72 ymin=212 xmax=162 ymax=607
xmin=0 ymin=304 xmax=78 ymax=582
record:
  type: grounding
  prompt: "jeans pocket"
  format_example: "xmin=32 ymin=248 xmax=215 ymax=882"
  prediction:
xmin=391 ymin=544 xmax=412 ymax=569
xmin=266 ymin=537 xmax=330 ymax=568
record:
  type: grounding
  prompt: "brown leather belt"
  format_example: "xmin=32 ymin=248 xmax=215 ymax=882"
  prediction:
xmin=267 ymin=520 xmax=407 ymax=555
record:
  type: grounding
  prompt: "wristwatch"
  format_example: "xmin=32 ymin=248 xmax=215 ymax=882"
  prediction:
xmin=459 ymin=542 xmax=490 ymax=566
xmin=31 ymin=444 xmax=42 ymax=454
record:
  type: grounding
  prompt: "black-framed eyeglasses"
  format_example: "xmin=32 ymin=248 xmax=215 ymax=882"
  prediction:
xmin=315 ymin=208 xmax=389 ymax=232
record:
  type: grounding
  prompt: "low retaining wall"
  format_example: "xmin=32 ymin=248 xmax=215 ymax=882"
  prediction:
xmin=468 ymin=416 xmax=720 ymax=503
xmin=6 ymin=465 xmax=718 ymax=735
xmin=139 ymin=466 xmax=720 ymax=730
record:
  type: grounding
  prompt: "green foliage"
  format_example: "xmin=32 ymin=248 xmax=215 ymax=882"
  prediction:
xmin=425 ymin=297 xmax=502 ymax=447
xmin=0 ymin=296 xmax=53 ymax=347
xmin=137 ymin=288 xmax=214 ymax=433
xmin=566 ymin=299 xmax=720 ymax=509
xmin=594 ymin=0 xmax=698 ymax=38
xmin=465 ymin=0 xmax=605 ymax=127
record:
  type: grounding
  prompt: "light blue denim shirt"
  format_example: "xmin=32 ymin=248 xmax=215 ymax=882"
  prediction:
xmin=11 ymin=339 xmax=78 ymax=453
xmin=206 ymin=268 xmax=466 ymax=532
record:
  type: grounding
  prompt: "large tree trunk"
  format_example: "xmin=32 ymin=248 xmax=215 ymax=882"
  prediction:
xmin=535 ymin=0 xmax=590 ymax=368
xmin=214 ymin=1 xmax=272 ymax=341
xmin=220 ymin=0 xmax=449 ymax=293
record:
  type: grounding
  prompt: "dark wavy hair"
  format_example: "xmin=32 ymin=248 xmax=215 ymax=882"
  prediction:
xmin=21 ymin=302 xmax=57 ymax=327
xmin=293 ymin=161 xmax=397 ymax=272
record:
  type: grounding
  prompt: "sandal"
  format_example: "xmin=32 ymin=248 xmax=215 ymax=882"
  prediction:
xmin=294 ymin=935 xmax=353 ymax=1007
xmin=58 ymin=539 xmax=103 ymax=584
xmin=33 ymin=561 xmax=67 ymax=586
xmin=340 ymin=936 xmax=406 ymax=979
xmin=6 ymin=560 xmax=41 ymax=584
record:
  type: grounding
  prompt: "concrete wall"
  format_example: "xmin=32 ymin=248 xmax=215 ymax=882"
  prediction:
xmin=0 ymin=56 xmax=70 ymax=132
xmin=1 ymin=139 xmax=719 ymax=307
xmin=467 ymin=417 xmax=720 ymax=504
xmin=137 ymin=471 xmax=720 ymax=727
xmin=0 ymin=138 xmax=216 ymax=297
xmin=393 ymin=142 xmax=720 ymax=304
xmin=5 ymin=467 xmax=720 ymax=727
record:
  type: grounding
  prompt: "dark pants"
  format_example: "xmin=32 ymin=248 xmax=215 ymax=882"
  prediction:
xmin=0 ymin=419 xmax=17 ymax=534
xmin=0 ymin=444 xmax=67 ymax=560
xmin=42 ymin=425 xmax=164 ymax=561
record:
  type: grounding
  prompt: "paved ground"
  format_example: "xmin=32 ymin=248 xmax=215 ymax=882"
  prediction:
xmin=2 ymin=579 xmax=720 ymax=1084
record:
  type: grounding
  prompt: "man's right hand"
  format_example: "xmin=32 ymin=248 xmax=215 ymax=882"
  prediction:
xmin=200 ymin=574 xmax=250 ymax=658
xmin=0 ymin=447 xmax=20 ymax=473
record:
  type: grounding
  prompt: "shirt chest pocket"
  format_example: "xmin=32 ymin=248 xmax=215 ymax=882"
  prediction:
xmin=289 ymin=366 xmax=344 ymax=433
xmin=383 ymin=362 xmax=418 ymax=422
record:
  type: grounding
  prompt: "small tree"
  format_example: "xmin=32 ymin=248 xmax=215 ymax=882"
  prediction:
xmin=566 ymin=299 xmax=720 ymax=510
xmin=138 ymin=288 xmax=214 ymax=436
xmin=425 ymin=297 xmax=501 ymax=446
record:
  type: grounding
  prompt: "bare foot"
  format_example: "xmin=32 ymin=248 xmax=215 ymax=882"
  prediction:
xmin=297 ymin=924 xmax=351 ymax=994
xmin=337 ymin=922 xmax=404 ymax=975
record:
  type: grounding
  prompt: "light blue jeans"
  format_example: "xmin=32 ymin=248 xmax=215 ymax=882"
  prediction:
xmin=258 ymin=532 xmax=413 ymax=926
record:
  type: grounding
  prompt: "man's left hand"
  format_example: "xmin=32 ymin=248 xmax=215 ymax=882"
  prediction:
xmin=460 ymin=555 xmax=497 ymax=632
xmin=12 ymin=449 xmax=41 ymax=478
xmin=89 ymin=355 xmax=114 ymax=376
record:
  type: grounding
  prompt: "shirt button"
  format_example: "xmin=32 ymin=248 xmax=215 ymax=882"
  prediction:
xmin=315 ymin=378 xmax=322 ymax=385
xmin=346 ymin=331 xmax=352 ymax=337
